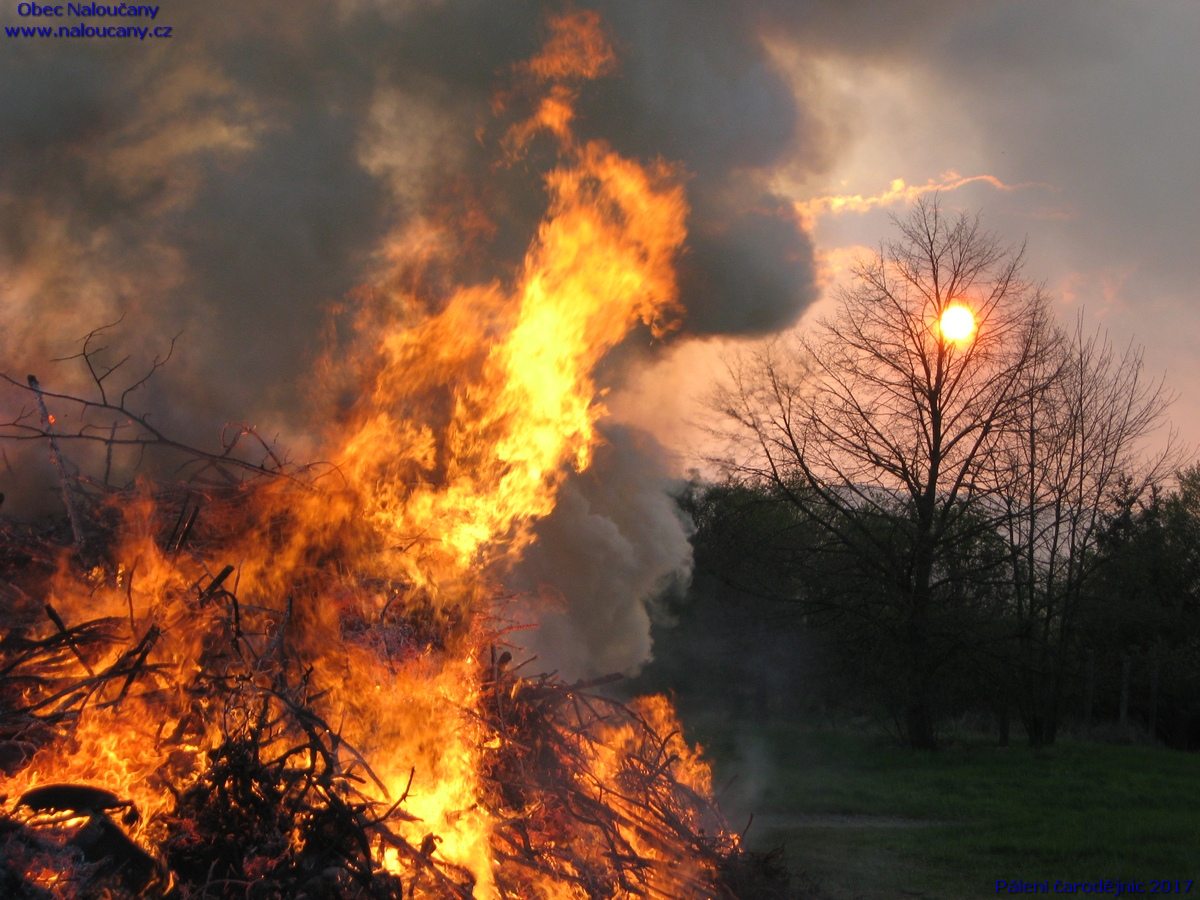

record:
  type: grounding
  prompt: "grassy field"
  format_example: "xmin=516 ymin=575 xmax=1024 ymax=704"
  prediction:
xmin=689 ymin=718 xmax=1200 ymax=899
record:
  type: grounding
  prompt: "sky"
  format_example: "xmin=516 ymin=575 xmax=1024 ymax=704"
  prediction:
xmin=2 ymin=0 xmax=1196 ymax=674
xmin=609 ymin=0 xmax=1199 ymax=467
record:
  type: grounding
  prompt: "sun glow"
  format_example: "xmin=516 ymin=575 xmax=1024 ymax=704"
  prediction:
xmin=939 ymin=303 xmax=976 ymax=343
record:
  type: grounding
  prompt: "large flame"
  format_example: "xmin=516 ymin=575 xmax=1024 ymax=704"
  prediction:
xmin=319 ymin=14 xmax=688 ymax=885
xmin=0 ymin=12 xmax=731 ymax=898
xmin=337 ymin=139 xmax=685 ymax=591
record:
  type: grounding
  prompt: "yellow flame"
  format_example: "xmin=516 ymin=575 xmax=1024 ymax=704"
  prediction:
xmin=0 ymin=12 xmax=723 ymax=897
xmin=336 ymin=123 xmax=686 ymax=596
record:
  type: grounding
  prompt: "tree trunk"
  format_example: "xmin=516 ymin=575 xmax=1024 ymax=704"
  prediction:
xmin=1022 ymin=645 xmax=1059 ymax=748
xmin=1025 ymin=710 xmax=1049 ymax=748
xmin=905 ymin=697 xmax=938 ymax=750
xmin=1148 ymin=652 xmax=1159 ymax=740
xmin=1119 ymin=654 xmax=1132 ymax=731
xmin=1083 ymin=650 xmax=1095 ymax=735
xmin=906 ymin=540 xmax=938 ymax=751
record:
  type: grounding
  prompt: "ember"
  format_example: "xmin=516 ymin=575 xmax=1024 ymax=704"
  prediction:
xmin=0 ymin=11 xmax=790 ymax=899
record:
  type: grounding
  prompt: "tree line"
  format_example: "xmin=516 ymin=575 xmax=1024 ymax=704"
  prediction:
xmin=651 ymin=199 xmax=1191 ymax=750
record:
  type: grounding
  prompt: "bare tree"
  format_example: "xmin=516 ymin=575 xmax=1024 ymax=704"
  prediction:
xmin=715 ymin=198 xmax=1056 ymax=749
xmin=993 ymin=315 xmax=1176 ymax=745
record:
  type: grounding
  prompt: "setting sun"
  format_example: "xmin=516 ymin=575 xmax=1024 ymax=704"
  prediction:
xmin=939 ymin=303 xmax=976 ymax=343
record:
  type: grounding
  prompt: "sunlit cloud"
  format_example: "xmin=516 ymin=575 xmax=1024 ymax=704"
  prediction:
xmin=793 ymin=171 xmax=1055 ymax=230
xmin=1055 ymin=265 xmax=1138 ymax=320
xmin=814 ymin=244 xmax=873 ymax=289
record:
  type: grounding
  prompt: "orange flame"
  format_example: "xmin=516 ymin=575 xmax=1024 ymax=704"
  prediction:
xmin=337 ymin=34 xmax=687 ymax=595
xmin=313 ymin=14 xmax=688 ymax=883
xmin=0 ymin=11 xmax=725 ymax=897
xmin=520 ymin=10 xmax=616 ymax=83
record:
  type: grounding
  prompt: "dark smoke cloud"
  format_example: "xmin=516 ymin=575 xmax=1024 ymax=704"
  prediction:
xmin=578 ymin=1 xmax=825 ymax=334
xmin=0 ymin=0 xmax=839 ymax=670
xmin=0 ymin=0 xmax=827 ymax=395
xmin=369 ymin=0 xmax=827 ymax=335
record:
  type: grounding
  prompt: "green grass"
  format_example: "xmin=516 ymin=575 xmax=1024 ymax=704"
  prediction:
xmin=688 ymin=718 xmax=1200 ymax=899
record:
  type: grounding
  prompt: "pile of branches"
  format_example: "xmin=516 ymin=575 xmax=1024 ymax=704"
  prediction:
xmin=0 ymin=513 xmax=427 ymax=898
xmin=478 ymin=666 xmax=794 ymax=898
xmin=0 ymin=485 xmax=797 ymax=898
xmin=0 ymin=342 xmax=798 ymax=897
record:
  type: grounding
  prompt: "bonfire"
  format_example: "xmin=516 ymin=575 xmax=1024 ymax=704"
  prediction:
xmin=0 ymin=11 xmax=792 ymax=899
xmin=0 ymin=474 xmax=779 ymax=897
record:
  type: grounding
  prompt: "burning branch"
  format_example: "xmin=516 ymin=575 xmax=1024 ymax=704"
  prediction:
xmin=2 ymin=320 xmax=309 ymax=501
xmin=25 ymin=375 xmax=85 ymax=554
xmin=0 ymin=478 xmax=786 ymax=897
xmin=2 ymin=372 xmax=298 ymax=487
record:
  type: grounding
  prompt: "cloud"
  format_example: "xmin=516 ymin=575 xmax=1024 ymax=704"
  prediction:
xmin=793 ymin=172 xmax=1054 ymax=229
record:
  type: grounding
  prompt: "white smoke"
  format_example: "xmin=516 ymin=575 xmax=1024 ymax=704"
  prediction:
xmin=506 ymin=425 xmax=693 ymax=678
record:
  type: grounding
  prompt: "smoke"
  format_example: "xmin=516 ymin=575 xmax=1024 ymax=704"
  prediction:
xmin=576 ymin=1 xmax=827 ymax=335
xmin=505 ymin=426 xmax=693 ymax=679
xmin=1 ymin=0 xmax=840 ymax=672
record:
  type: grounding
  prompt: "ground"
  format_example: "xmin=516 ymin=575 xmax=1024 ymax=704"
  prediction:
xmin=686 ymin=716 xmax=1200 ymax=899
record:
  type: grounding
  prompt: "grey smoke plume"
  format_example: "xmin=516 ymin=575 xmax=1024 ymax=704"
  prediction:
xmin=0 ymin=0 xmax=835 ymax=672
xmin=505 ymin=426 xmax=693 ymax=679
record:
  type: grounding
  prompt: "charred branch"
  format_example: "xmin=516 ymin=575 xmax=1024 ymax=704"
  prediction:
xmin=0 ymin=472 xmax=765 ymax=898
